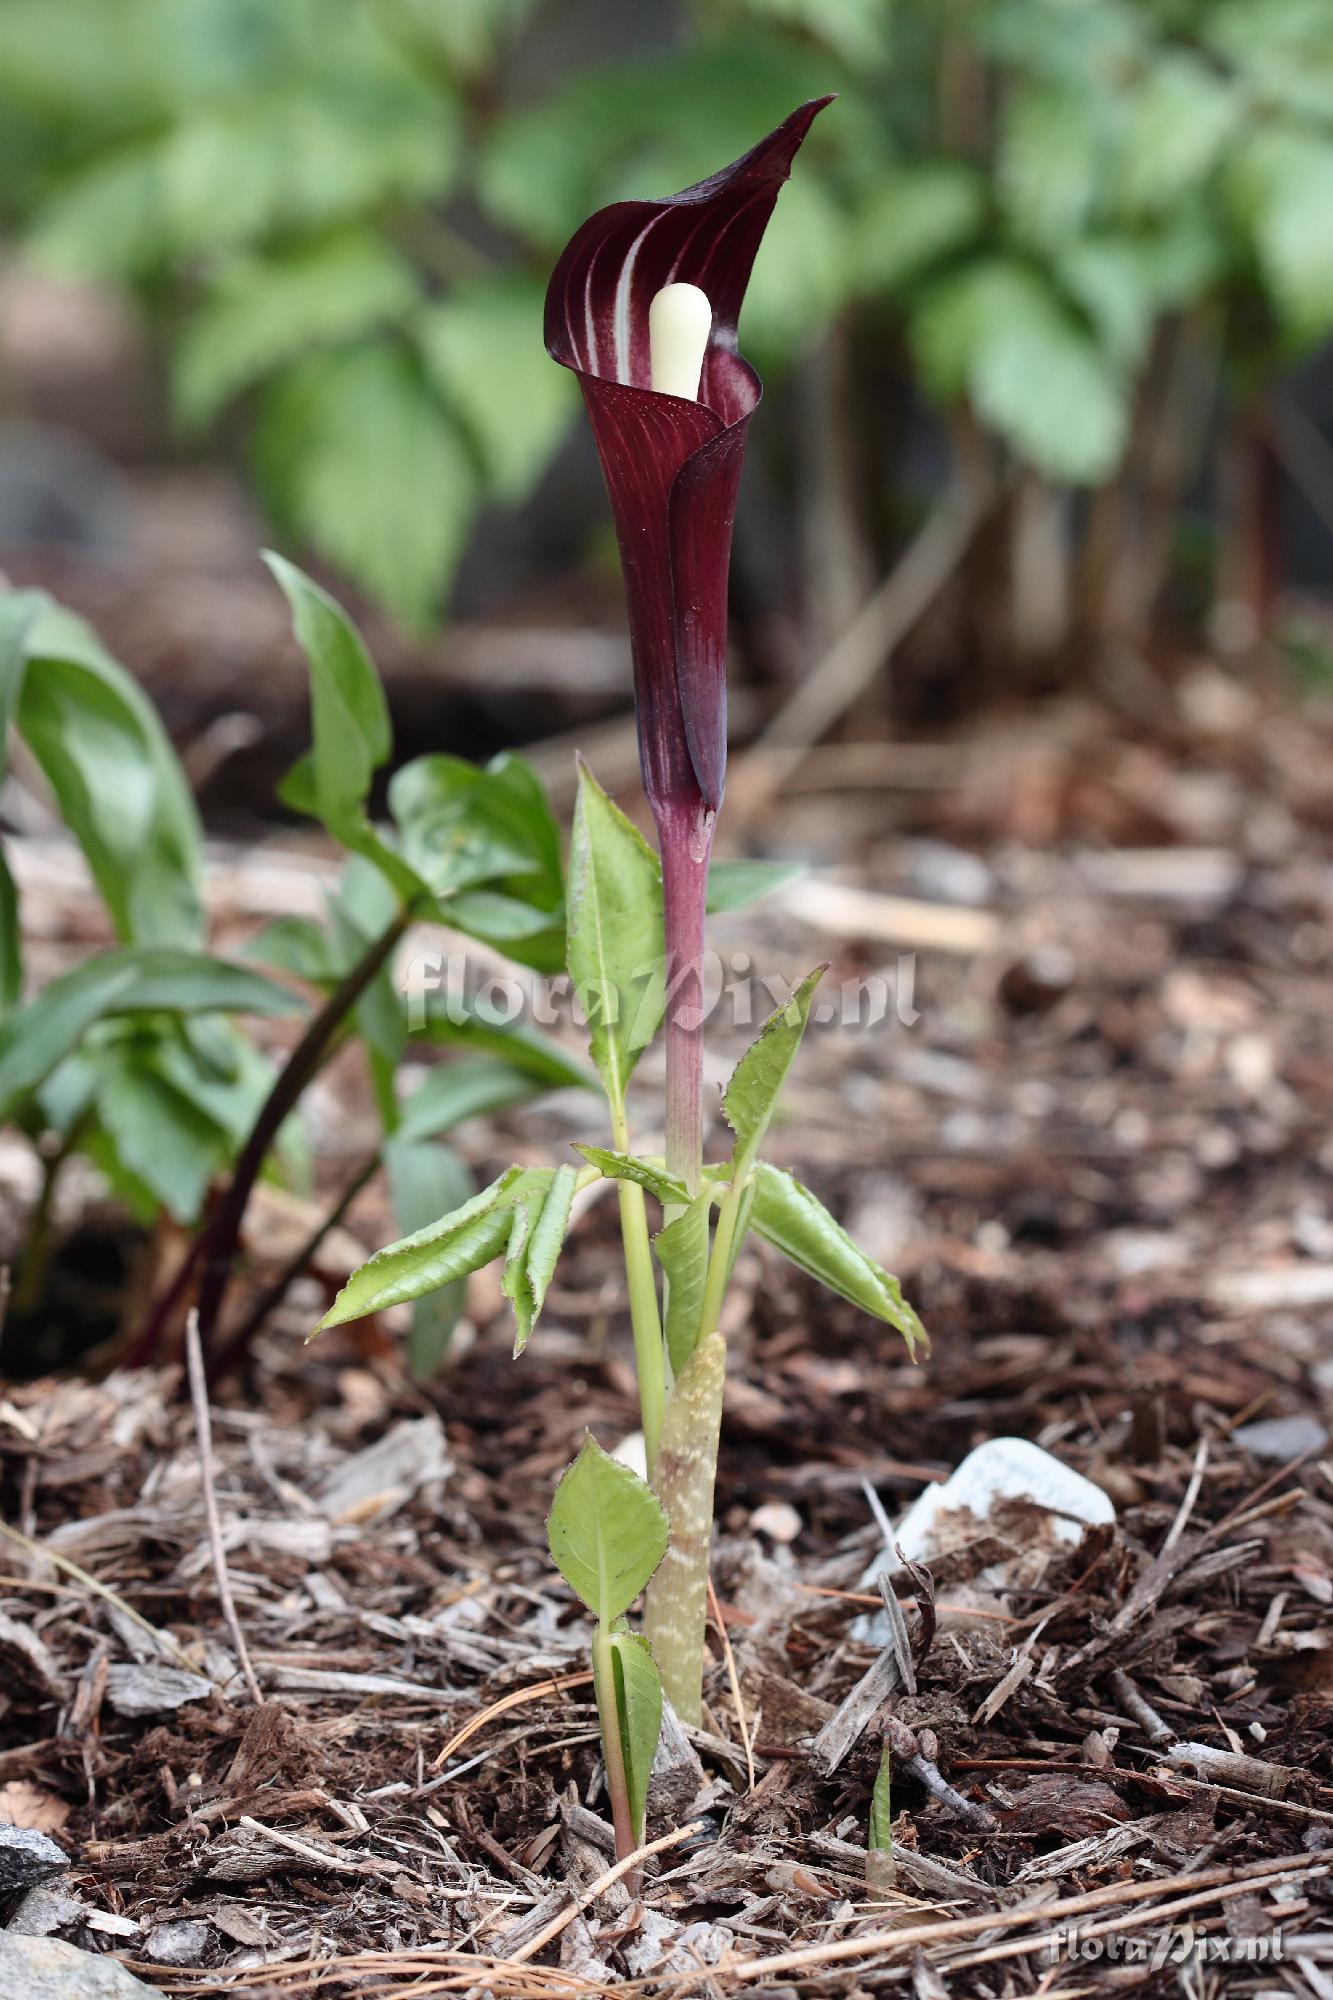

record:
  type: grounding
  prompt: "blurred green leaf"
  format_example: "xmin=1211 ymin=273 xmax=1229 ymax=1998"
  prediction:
xmin=912 ymin=261 xmax=1129 ymax=483
xmin=0 ymin=946 xmax=300 ymax=1117
xmin=1228 ymin=129 xmax=1333 ymax=344
xmin=17 ymin=602 xmax=203 ymax=945
xmin=419 ymin=276 xmax=577 ymax=500
xmin=98 ymin=1046 xmax=231 ymax=1223
xmin=566 ymin=766 xmax=664 ymax=1111
xmin=1000 ymin=84 xmax=1100 ymax=245
xmin=417 ymin=991 xmax=593 ymax=1092
xmin=175 ymin=231 xmax=421 ymax=430
xmin=385 ymin=1135 xmax=474 ymax=1376
xmin=258 ymin=347 xmax=475 ymax=632
xmin=395 ymin=1058 xmax=549 ymax=1146
xmin=1117 ymin=53 xmax=1237 ymax=215
xmin=706 ymin=858 xmax=805 ymax=915
xmin=850 ymin=163 xmax=986 ymax=296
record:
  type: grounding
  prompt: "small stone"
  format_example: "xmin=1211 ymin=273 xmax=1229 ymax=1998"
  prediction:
xmin=7 ymin=1884 xmax=85 ymax=1936
xmin=0 ymin=1932 xmax=158 ymax=1997
xmin=145 ymin=1920 xmax=212 ymax=1966
xmin=749 ymin=1501 xmax=801 ymax=1544
xmin=1233 ymin=1413 xmax=1329 ymax=1462
xmin=0 ymin=1826 xmax=69 ymax=1903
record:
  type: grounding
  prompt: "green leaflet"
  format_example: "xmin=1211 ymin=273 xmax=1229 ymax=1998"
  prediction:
xmin=315 ymin=1168 xmax=522 ymax=1330
xmin=656 ymin=1193 xmax=712 ymax=1377
xmin=547 ymin=1436 xmax=668 ymax=1625
xmin=565 ymin=765 xmax=664 ymax=1112
xmin=603 ymin=1628 xmax=663 ymax=1845
xmin=505 ymin=1162 xmax=578 ymax=1354
xmin=722 ymin=966 xmax=825 ymax=1163
xmin=751 ymin=1163 xmax=927 ymax=1356
xmin=573 ymin=1146 xmax=687 ymax=1206
xmin=316 ymin=1162 xmax=578 ymax=1351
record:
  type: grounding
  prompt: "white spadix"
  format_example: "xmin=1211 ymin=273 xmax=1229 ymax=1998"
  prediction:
xmin=648 ymin=282 xmax=712 ymax=401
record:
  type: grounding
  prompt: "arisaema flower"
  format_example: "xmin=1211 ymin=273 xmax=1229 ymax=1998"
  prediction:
xmin=545 ymin=98 xmax=831 ymax=1194
xmin=544 ymin=98 xmax=831 ymax=830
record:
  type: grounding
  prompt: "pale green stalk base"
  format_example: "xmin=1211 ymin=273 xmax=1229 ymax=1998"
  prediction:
xmin=644 ymin=1331 xmax=726 ymax=1725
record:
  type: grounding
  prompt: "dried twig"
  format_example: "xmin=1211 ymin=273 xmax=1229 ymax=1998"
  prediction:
xmin=707 ymin=1573 xmax=755 ymax=1793
xmin=433 ymin=1672 xmax=595 ymax=1770
xmin=185 ymin=1308 xmax=263 ymax=1704
xmin=506 ymin=1820 xmax=704 ymax=1966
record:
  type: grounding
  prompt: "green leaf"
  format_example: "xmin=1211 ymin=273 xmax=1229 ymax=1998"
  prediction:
xmin=706 ymin=858 xmax=805 ymax=915
xmin=999 ymin=85 xmax=1099 ymax=245
xmin=97 ymin=1049 xmax=230 ymax=1225
xmin=912 ymin=262 xmax=1128 ymax=484
xmin=390 ymin=753 xmax=543 ymax=899
xmin=174 ymin=230 xmax=422 ymax=431
xmin=656 ymin=1193 xmax=712 ymax=1377
xmin=17 ymin=603 xmax=203 ymax=943
xmin=263 ymin=551 xmax=390 ymax=830
xmin=869 ymin=1741 xmax=893 ymax=1854
xmin=566 ymin=765 xmax=664 ymax=1110
xmin=722 ymin=967 xmax=824 ymax=1163
xmin=0 ymin=589 xmax=44 ymax=780
xmin=445 ymin=891 xmax=566 ymax=973
xmin=546 ymin=1435 xmax=668 ymax=1623
xmin=396 ymin=1059 xmax=547 ymax=1147
xmin=739 ymin=173 xmax=849 ymax=364
xmin=850 ymin=163 xmax=985 ymax=297
xmin=504 ymin=1161 xmax=577 ymax=1354
xmin=0 ymin=947 xmax=301 ymax=1118
xmin=0 ymin=852 xmax=19 ymax=1013
xmin=257 ymin=344 xmax=475 ymax=632
xmin=418 ymin=275 xmax=577 ymax=501
xmin=1228 ymin=129 xmax=1333 ymax=343
xmin=573 ymin=1147 xmax=687 ymax=1206
xmin=605 ymin=1629 xmax=663 ymax=1845
xmin=417 ymin=992 xmax=593 ymax=1093
xmin=385 ymin=1136 xmax=474 ymax=1377
xmin=1117 ymin=54 xmax=1237 ymax=214
xmin=751 ymin=1164 xmax=927 ymax=1356
xmin=1059 ymin=239 xmax=1154 ymax=370
xmin=315 ymin=1167 xmax=522 ymax=1330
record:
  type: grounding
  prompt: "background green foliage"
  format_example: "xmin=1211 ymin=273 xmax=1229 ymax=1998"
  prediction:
xmin=1 ymin=0 xmax=1331 ymax=626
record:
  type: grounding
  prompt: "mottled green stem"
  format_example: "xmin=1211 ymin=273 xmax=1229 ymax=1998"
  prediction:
xmin=644 ymin=1331 xmax=725 ymax=1724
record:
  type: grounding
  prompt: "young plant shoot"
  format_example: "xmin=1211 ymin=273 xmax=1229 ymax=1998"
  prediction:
xmin=314 ymin=102 xmax=926 ymax=1867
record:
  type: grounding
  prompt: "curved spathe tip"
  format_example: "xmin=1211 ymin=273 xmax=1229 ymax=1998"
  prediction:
xmin=544 ymin=97 xmax=833 ymax=417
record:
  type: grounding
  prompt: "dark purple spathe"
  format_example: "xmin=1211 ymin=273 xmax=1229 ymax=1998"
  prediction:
xmin=544 ymin=99 xmax=832 ymax=823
